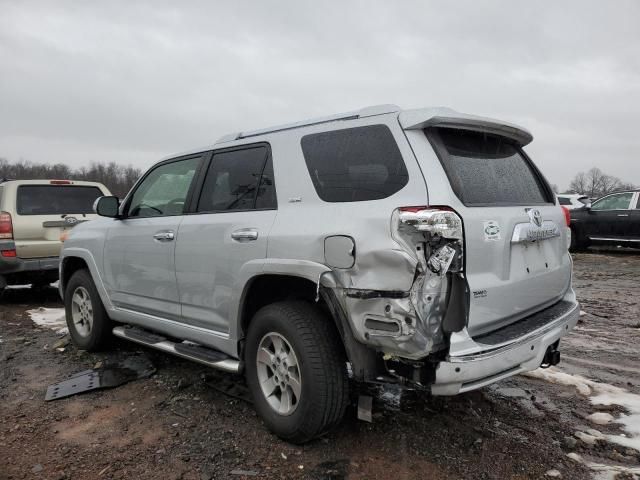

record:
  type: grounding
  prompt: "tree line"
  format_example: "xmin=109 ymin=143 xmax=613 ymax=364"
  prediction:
xmin=0 ymin=158 xmax=142 ymax=198
xmin=566 ymin=167 xmax=637 ymax=199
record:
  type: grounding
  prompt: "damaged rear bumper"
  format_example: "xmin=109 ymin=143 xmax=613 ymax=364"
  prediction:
xmin=431 ymin=294 xmax=580 ymax=395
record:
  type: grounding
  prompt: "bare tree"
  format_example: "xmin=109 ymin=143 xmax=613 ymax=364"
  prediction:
xmin=568 ymin=167 xmax=636 ymax=198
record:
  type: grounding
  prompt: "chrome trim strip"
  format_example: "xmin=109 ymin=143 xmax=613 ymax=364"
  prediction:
xmin=114 ymin=307 xmax=230 ymax=339
xmin=589 ymin=237 xmax=640 ymax=243
xmin=511 ymin=220 xmax=560 ymax=243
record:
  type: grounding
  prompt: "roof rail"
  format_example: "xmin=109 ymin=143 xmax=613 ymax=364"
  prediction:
xmin=215 ymin=104 xmax=400 ymax=144
xmin=0 ymin=178 xmax=13 ymax=184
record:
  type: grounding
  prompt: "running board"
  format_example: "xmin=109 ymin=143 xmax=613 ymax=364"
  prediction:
xmin=112 ymin=326 xmax=242 ymax=374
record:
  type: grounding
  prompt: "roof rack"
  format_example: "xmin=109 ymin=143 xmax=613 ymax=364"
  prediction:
xmin=215 ymin=104 xmax=401 ymax=144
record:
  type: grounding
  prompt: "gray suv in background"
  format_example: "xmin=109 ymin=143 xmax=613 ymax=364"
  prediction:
xmin=60 ymin=105 xmax=579 ymax=443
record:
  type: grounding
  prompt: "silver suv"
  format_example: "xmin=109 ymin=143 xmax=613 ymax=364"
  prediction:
xmin=60 ymin=105 xmax=579 ymax=443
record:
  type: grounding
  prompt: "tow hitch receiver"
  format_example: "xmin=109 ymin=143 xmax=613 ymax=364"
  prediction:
xmin=540 ymin=343 xmax=561 ymax=368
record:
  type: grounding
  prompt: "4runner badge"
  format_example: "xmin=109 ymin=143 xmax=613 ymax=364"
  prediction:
xmin=483 ymin=221 xmax=501 ymax=241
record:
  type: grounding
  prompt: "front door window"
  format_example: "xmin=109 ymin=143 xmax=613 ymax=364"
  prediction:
xmin=128 ymin=157 xmax=201 ymax=217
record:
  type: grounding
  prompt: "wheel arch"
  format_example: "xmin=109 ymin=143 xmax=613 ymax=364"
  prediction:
xmin=237 ymin=271 xmax=378 ymax=381
xmin=60 ymin=248 xmax=113 ymax=309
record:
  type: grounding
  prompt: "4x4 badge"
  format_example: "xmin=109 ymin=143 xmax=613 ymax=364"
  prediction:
xmin=527 ymin=209 xmax=543 ymax=227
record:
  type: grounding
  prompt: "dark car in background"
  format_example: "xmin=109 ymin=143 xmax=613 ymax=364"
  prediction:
xmin=569 ymin=190 xmax=640 ymax=250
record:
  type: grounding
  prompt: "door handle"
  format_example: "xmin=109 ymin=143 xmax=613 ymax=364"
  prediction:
xmin=153 ymin=231 xmax=175 ymax=242
xmin=231 ymin=229 xmax=258 ymax=242
xmin=617 ymin=214 xmax=629 ymax=217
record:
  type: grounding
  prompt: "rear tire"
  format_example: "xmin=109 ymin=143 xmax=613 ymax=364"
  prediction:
xmin=245 ymin=301 xmax=349 ymax=444
xmin=569 ymin=228 xmax=589 ymax=252
xmin=64 ymin=269 xmax=112 ymax=351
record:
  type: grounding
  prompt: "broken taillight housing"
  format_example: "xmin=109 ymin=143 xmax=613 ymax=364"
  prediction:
xmin=0 ymin=212 xmax=13 ymax=239
xmin=398 ymin=206 xmax=463 ymax=240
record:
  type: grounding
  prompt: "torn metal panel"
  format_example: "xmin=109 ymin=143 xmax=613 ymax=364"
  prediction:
xmin=319 ymin=207 xmax=466 ymax=361
xmin=45 ymin=355 xmax=155 ymax=401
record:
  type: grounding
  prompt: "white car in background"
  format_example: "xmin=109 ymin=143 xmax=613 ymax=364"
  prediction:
xmin=557 ymin=193 xmax=590 ymax=210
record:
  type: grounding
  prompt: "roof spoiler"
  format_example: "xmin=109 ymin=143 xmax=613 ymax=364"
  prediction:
xmin=398 ymin=107 xmax=533 ymax=146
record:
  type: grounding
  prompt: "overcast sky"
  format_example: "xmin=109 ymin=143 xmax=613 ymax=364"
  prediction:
xmin=1 ymin=1 xmax=639 ymax=189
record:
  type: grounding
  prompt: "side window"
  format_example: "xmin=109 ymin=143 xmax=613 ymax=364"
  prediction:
xmin=127 ymin=156 xmax=201 ymax=218
xmin=557 ymin=197 xmax=571 ymax=205
xmin=301 ymin=125 xmax=409 ymax=202
xmin=591 ymin=192 xmax=634 ymax=211
xmin=635 ymin=195 xmax=640 ymax=209
xmin=197 ymin=146 xmax=276 ymax=212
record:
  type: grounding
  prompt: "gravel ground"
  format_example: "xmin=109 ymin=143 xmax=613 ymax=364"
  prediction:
xmin=1 ymin=251 xmax=639 ymax=479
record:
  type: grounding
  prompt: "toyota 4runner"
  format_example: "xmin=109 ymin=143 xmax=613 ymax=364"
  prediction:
xmin=59 ymin=105 xmax=579 ymax=443
xmin=0 ymin=179 xmax=110 ymax=291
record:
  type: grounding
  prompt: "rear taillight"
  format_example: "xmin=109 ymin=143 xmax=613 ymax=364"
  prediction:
xmin=398 ymin=206 xmax=463 ymax=240
xmin=0 ymin=212 xmax=13 ymax=239
xmin=561 ymin=206 xmax=571 ymax=227
xmin=1 ymin=249 xmax=16 ymax=257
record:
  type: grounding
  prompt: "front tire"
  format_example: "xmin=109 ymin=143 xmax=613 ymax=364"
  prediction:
xmin=245 ymin=301 xmax=349 ymax=444
xmin=64 ymin=269 xmax=112 ymax=351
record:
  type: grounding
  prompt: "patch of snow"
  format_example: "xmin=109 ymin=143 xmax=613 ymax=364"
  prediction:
xmin=587 ymin=412 xmax=614 ymax=425
xmin=545 ymin=469 xmax=562 ymax=477
xmin=566 ymin=452 xmax=640 ymax=479
xmin=525 ymin=367 xmax=640 ymax=452
xmin=580 ymin=310 xmax=587 ymax=316
xmin=27 ymin=307 xmax=68 ymax=334
xmin=575 ymin=430 xmax=601 ymax=445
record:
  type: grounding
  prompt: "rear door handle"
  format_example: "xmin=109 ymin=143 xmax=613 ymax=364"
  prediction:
xmin=153 ymin=231 xmax=175 ymax=242
xmin=231 ymin=229 xmax=258 ymax=242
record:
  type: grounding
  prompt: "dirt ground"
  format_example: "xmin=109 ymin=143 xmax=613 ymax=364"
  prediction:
xmin=1 ymin=250 xmax=639 ymax=480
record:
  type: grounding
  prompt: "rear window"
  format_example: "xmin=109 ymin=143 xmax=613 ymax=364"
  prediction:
xmin=301 ymin=125 xmax=409 ymax=202
xmin=17 ymin=185 xmax=103 ymax=215
xmin=429 ymin=128 xmax=552 ymax=206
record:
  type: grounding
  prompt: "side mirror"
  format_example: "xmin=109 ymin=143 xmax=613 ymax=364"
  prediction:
xmin=578 ymin=197 xmax=591 ymax=209
xmin=94 ymin=196 xmax=120 ymax=218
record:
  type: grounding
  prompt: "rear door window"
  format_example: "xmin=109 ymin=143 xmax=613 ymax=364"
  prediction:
xmin=301 ymin=125 xmax=409 ymax=202
xmin=428 ymin=128 xmax=552 ymax=206
xmin=591 ymin=192 xmax=634 ymax=210
xmin=16 ymin=185 xmax=103 ymax=215
xmin=196 ymin=146 xmax=276 ymax=212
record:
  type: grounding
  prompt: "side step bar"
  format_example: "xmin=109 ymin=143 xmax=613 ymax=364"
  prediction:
xmin=112 ymin=326 xmax=242 ymax=374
